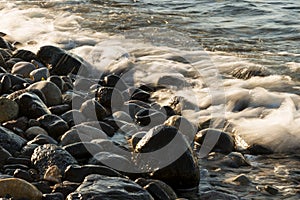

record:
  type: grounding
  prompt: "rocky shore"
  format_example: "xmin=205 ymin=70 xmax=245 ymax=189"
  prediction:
xmin=0 ymin=34 xmax=299 ymax=200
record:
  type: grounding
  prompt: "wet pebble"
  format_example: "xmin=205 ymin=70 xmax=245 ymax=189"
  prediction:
xmin=0 ymin=97 xmax=19 ymax=123
xmin=25 ymin=126 xmax=48 ymax=140
xmin=11 ymin=61 xmax=36 ymax=78
xmin=63 ymin=142 xmax=103 ymax=160
xmin=80 ymin=99 xmax=108 ymax=121
xmin=42 ymin=192 xmax=64 ymax=200
xmin=0 ymin=126 xmax=27 ymax=155
xmin=29 ymin=68 xmax=50 ymax=82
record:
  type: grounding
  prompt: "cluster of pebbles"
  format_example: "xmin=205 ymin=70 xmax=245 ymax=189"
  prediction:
xmin=0 ymin=34 xmax=204 ymax=200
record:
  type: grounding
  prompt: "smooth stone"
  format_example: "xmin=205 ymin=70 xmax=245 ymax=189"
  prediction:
xmin=195 ymin=128 xmax=235 ymax=154
xmin=27 ymin=134 xmax=58 ymax=145
xmin=31 ymin=144 xmax=77 ymax=175
xmin=11 ymin=61 xmax=36 ymax=78
xmin=63 ymin=142 xmax=103 ymax=159
xmin=43 ymin=165 xmax=62 ymax=183
xmin=0 ymin=37 xmax=13 ymax=50
xmin=80 ymin=99 xmax=108 ymax=121
xmin=225 ymin=174 xmax=251 ymax=186
xmin=37 ymin=114 xmax=69 ymax=140
xmin=29 ymin=68 xmax=50 ymax=82
xmin=168 ymin=96 xmax=198 ymax=115
xmin=0 ymin=146 xmax=12 ymax=166
xmin=52 ymin=181 xmax=80 ymax=199
xmin=0 ymin=178 xmax=43 ymax=200
xmin=88 ymin=151 xmax=133 ymax=171
xmin=135 ymin=109 xmax=166 ymax=127
xmin=124 ymin=100 xmax=151 ymax=119
xmin=47 ymin=75 xmax=65 ymax=92
xmin=200 ymin=190 xmax=239 ymax=200
xmin=72 ymin=124 xmax=108 ymax=140
xmin=0 ymin=126 xmax=27 ymax=155
xmin=64 ymin=164 xmax=124 ymax=183
xmin=112 ymin=111 xmax=132 ymax=123
xmin=135 ymin=178 xmax=177 ymax=200
xmin=13 ymin=168 xmax=33 ymax=182
xmin=264 ymin=185 xmax=279 ymax=195
xmin=0 ymin=74 xmax=11 ymax=93
xmin=96 ymin=86 xmax=124 ymax=111
xmin=3 ymin=164 xmax=29 ymax=171
xmin=157 ymin=74 xmax=186 ymax=88
xmin=2 ymin=116 xmax=28 ymax=132
xmin=7 ymin=88 xmax=46 ymax=103
xmin=164 ymin=115 xmax=197 ymax=142
xmin=134 ymin=125 xmax=200 ymax=189
xmin=6 ymin=157 xmax=31 ymax=166
xmin=59 ymin=129 xmax=93 ymax=146
xmin=221 ymin=152 xmax=250 ymax=168
xmin=60 ymin=109 xmax=86 ymax=127
xmin=31 ymin=59 xmax=46 ymax=68
xmin=42 ymin=192 xmax=64 ymax=200
xmin=130 ymin=131 xmax=146 ymax=149
xmin=27 ymin=81 xmax=62 ymax=106
xmin=0 ymin=97 xmax=18 ymax=123
xmin=66 ymin=174 xmax=154 ymax=200
xmin=25 ymin=126 xmax=48 ymax=140
xmin=248 ymin=144 xmax=273 ymax=155
xmin=12 ymin=49 xmax=37 ymax=62
xmin=103 ymin=74 xmax=127 ymax=91
xmin=20 ymin=144 xmax=39 ymax=158
xmin=81 ymin=121 xmax=115 ymax=137
xmin=49 ymin=104 xmax=71 ymax=116
xmin=32 ymin=181 xmax=52 ymax=194
xmin=16 ymin=92 xmax=51 ymax=119
xmin=130 ymin=89 xmax=150 ymax=102
xmin=73 ymin=78 xmax=95 ymax=91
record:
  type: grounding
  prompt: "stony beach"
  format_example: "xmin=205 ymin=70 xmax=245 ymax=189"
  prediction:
xmin=0 ymin=28 xmax=299 ymax=200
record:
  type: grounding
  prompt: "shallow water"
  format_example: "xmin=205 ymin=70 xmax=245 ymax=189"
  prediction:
xmin=1 ymin=0 xmax=300 ymax=199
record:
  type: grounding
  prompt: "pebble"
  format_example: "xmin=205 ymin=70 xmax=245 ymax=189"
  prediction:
xmin=0 ymin=97 xmax=19 ymax=123
xmin=200 ymin=190 xmax=239 ymax=200
xmin=225 ymin=174 xmax=251 ymax=186
xmin=13 ymin=169 xmax=33 ymax=182
xmin=29 ymin=67 xmax=50 ymax=82
xmin=49 ymin=104 xmax=71 ymax=115
xmin=43 ymin=165 xmax=62 ymax=183
xmin=52 ymin=181 xmax=80 ymax=199
xmin=25 ymin=126 xmax=48 ymax=140
xmin=0 ymin=146 xmax=12 ymax=166
xmin=95 ymin=86 xmax=124 ymax=111
xmin=11 ymin=61 xmax=36 ymax=78
xmin=60 ymin=109 xmax=86 ymax=127
xmin=80 ymin=99 xmax=108 ymax=121
xmin=12 ymin=49 xmax=37 ymax=62
xmin=66 ymin=174 xmax=154 ymax=200
xmin=0 ymin=178 xmax=43 ymax=200
xmin=0 ymin=125 xmax=27 ymax=155
xmin=63 ymin=142 xmax=103 ymax=160
xmin=42 ymin=192 xmax=64 ymax=200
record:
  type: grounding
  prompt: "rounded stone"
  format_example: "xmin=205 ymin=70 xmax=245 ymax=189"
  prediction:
xmin=11 ymin=61 xmax=36 ymax=78
xmin=0 ymin=126 xmax=27 ymax=155
xmin=27 ymin=81 xmax=62 ymax=106
xmin=0 ymin=97 xmax=19 ymax=123
xmin=29 ymin=68 xmax=50 ymax=82
xmin=80 ymin=99 xmax=108 ymax=121
xmin=25 ymin=126 xmax=48 ymax=139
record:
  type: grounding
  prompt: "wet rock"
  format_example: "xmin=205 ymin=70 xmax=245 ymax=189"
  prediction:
xmin=134 ymin=125 xmax=200 ymax=189
xmin=81 ymin=121 xmax=115 ymax=137
xmin=0 ymin=37 xmax=13 ymax=50
xmin=6 ymin=157 xmax=31 ymax=166
xmin=157 ymin=74 xmax=186 ymax=88
xmin=52 ymin=181 xmax=80 ymax=199
xmin=112 ymin=111 xmax=132 ymax=123
xmin=36 ymin=45 xmax=88 ymax=76
xmin=0 ymin=146 xmax=12 ymax=166
xmin=96 ymin=86 xmax=124 ymax=111
xmin=37 ymin=114 xmax=69 ymax=140
xmin=135 ymin=109 xmax=166 ymax=127
xmin=12 ymin=49 xmax=37 ymax=62
xmin=27 ymin=134 xmax=58 ymax=145
xmin=66 ymin=174 xmax=154 ymax=200
xmin=164 ymin=115 xmax=197 ymax=142
xmin=43 ymin=165 xmax=62 ymax=183
xmin=27 ymin=81 xmax=62 ymax=106
xmin=131 ymin=89 xmax=151 ymax=102
xmin=103 ymin=74 xmax=127 ymax=91
xmin=60 ymin=109 xmax=86 ymax=127
xmin=25 ymin=126 xmax=48 ymax=140
xmin=0 ymin=74 xmax=11 ymax=93
xmin=73 ymin=78 xmax=95 ymax=91
xmin=195 ymin=128 xmax=235 ymax=154
xmin=0 ymin=97 xmax=19 ymax=123
xmin=0 ymin=178 xmax=43 ymax=200
xmin=63 ymin=142 xmax=103 ymax=160
xmin=64 ymin=164 xmax=124 ymax=183
xmin=49 ymin=104 xmax=71 ymax=116
xmin=29 ymin=68 xmax=50 ymax=82
xmin=42 ymin=192 xmax=64 ymax=200
xmin=80 ymin=99 xmax=108 ymax=121
xmin=264 ymin=185 xmax=279 ymax=195
xmin=47 ymin=75 xmax=65 ymax=92
xmin=2 ymin=116 xmax=28 ymax=133
xmin=20 ymin=143 xmax=39 ymax=158
xmin=13 ymin=169 xmax=33 ymax=182
xmin=200 ymin=190 xmax=239 ymax=200
xmin=135 ymin=178 xmax=178 ymax=200
xmin=231 ymin=66 xmax=269 ymax=80
xmin=225 ymin=174 xmax=251 ymax=186
xmin=59 ymin=129 xmax=92 ymax=146
xmin=248 ymin=144 xmax=273 ymax=155
xmin=130 ymin=131 xmax=146 ymax=149
xmin=16 ymin=92 xmax=51 ymax=119
xmin=168 ymin=96 xmax=197 ymax=115
xmin=31 ymin=144 xmax=77 ymax=175
xmin=221 ymin=152 xmax=251 ymax=168
xmin=32 ymin=181 xmax=52 ymax=194
xmin=11 ymin=61 xmax=36 ymax=78
xmin=0 ymin=126 xmax=27 ymax=155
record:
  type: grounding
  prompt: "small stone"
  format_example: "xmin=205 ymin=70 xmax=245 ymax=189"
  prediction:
xmin=25 ymin=126 xmax=48 ymax=140
xmin=112 ymin=111 xmax=132 ymax=123
xmin=42 ymin=192 xmax=64 ymax=200
xmin=0 ymin=146 xmax=12 ymax=166
xmin=49 ymin=104 xmax=71 ymax=116
xmin=221 ymin=152 xmax=250 ymax=168
xmin=37 ymin=114 xmax=69 ymax=140
xmin=29 ymin=68 xmax=50 ymax=82
xmin=32 ymin=181 xmax=52 ymax=193
xmin=80 ymin=99 xmax=108 ymax=121
xmin=225 ymin=174 xmax=251 ymax=186
xmin=13 ymin=169 xmax=33 ymax=182
xmin=66 ymin=174 xmax=154 ymax=200
xmin=0 ymin=97 xmax=19 ymax=123
xmin=2 ymin=116 xmax=28 ymax=132
xmin=52 ymin=181 xmax=80 ymax=199
xmin=11 ymin=61 xmax=36 ymax=78
xmin=12 ymin=49 xmax=37 ymax=62
xmin=0 ymin=126 xmax=27 ymax=155
xmin=60 ymin=109 xmax=86 ymax=127
xmin=0 ymin=178 xmax=43 ymax=200
xmin=47 ymin=75 xmax=65 ymax=92
xmin=200 ymin=190 xmax=239 ymax=200
xmin=0 ymin=74 xmax=11 ymax=93
xmin=44 ymin=165 xmax=62 ymax=183
xmin=27 ymin=81 xmax=62 ymax=106
xmin=63 ymin=142 xmax=103 ymax=159
xmin=130 ymin=131 xmax=146 ymax=149
xmin=27 ymin=134 xmax=58 ymax=145
xmin=95 ymin=86 xmax=124 ymax=111
xmin=264 ymin=185 xmax=279 ymax=195
xmin=64 ymin=164 xmax=123 ymax=183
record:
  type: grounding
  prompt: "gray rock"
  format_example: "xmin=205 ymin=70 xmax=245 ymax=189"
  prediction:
xmin=0 ymin=126 xmax=27 ymax=155
xmin=134 ymin=125 xmax=200 ymax=189
xmin=221 ymin=152 xmax=250 ymax=168
xmin=200 ymin=190 xmax=239 ymax=200
xmin=31 ymin=144 xmax=77 ymax=176
xmin=37 ymin=114 xmax=69 ymax=140
xmin=16 ymin=92 xmax=51 ymax=119
xmin=64 ymin=165 xmax=124 ymax=183
xmin=25 ymin=126 xmax=48 ymax=139
xmin=0 ymin=97 xmax=19 ymax=123
xmin=80 ymin=99 xmax=108 ymax=121
xmin=29 ymin=68 xmax=50 ymax=82
xmin=66 ymin=174 xmax=154 ymax=200
xmin=27 ymin=81 xmax=62 ymax=106
xmin=60 ymin=109 xmax=86 ymax=126
xmin=11 ymin=61 xmax=36 ymax=78
xmin=0 ymin=146 xmax=12 ymax=166
xmin=63 ymin=142 xmax=103 ymax=159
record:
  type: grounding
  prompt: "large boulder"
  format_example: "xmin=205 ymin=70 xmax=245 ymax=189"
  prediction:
xmin=134 ymin=125 xmax=200 ymax=189
xmin=66 ymin=174 xmax=154 ymax=200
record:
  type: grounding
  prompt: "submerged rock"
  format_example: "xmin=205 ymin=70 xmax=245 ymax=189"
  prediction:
xmin=66 ymin=174 xmax=154 ymax=200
